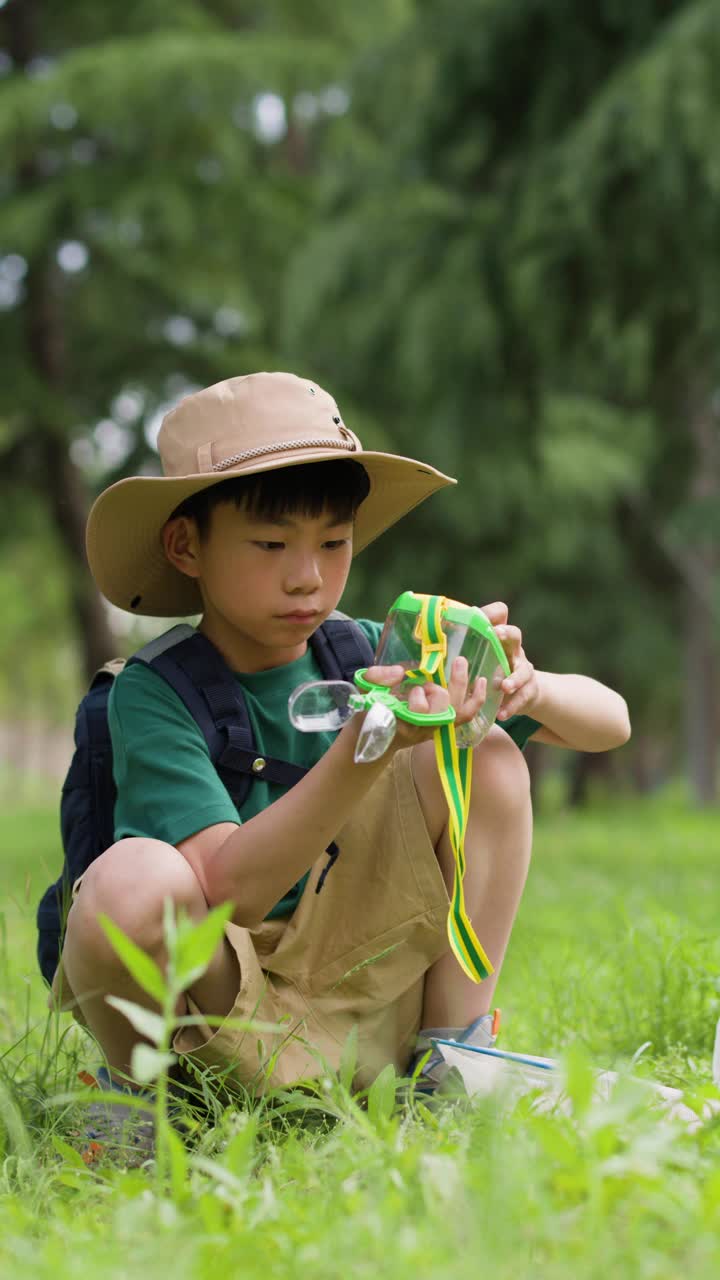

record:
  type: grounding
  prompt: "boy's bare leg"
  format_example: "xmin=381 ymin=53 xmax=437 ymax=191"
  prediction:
xmin=60 ymin=838 xmax=239 ymax=1079
xmin=412 ymin=726 xmax=533 ymax=1030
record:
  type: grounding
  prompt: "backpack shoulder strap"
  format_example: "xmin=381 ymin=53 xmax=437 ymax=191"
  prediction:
xmin=129 ymin=628 xmax=253 ymax=804
xmin=95 ymin=658 xmax=127 ymax=682
xmin=129 ymin=628 xmax=309 ymax=803
xmin=129 ymin=625 xmax=223 ymax=758
xmin=131 ymin=623 xmax=196 ymax=665
xmin=310 ymin=612 xmax=376 ymax=681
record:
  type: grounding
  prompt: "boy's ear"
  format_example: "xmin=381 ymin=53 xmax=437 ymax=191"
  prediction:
xmin=162 ymin=516 xmax=201 ymax=580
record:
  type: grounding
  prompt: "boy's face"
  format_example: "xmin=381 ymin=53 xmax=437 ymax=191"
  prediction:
xmin=167 ymin=499 xmax=354 ymax=670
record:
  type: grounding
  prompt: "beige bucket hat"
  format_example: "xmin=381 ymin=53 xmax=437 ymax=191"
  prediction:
xmin=86 ymin=371 xmax=455 ymax=617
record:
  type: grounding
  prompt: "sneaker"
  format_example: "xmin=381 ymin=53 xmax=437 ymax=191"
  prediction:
xmin=78 ymin=1067 xmax=156 ymax=1167
xmin=410 ymin=1009 xmax=501 ymax=1096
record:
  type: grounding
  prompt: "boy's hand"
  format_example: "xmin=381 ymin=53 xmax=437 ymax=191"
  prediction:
xmin=481 ymin=601 xmax=509 ymax=628
xmin=494 ymin=624 xmax=539 ymax=721
xmin=362 ymin=659 xmax=487 ymax=746
xmin=479 ymin=602 xmax=540 ymax=720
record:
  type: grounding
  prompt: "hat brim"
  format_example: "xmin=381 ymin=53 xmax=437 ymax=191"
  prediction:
xmin=86 ymin=449 xmax=455 ymax=617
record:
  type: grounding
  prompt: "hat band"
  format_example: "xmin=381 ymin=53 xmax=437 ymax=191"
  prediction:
xmin=212 ymin=435 xmax=357 ymax=472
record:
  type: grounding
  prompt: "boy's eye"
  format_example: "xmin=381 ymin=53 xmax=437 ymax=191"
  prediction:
xmin=252 ymin=537 xmax=350 ymax=551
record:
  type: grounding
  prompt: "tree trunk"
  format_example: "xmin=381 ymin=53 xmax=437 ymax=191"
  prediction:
xmin=641 ymin=383 xmax=720 ymax=806
xmin=37 ymin=432 xmax=116 ymax=677
xmin=628 ymin=734 xmax=667 ymax=794
xmin=23 ymin=264 xmax=116 ymax=680
xmin=567 ymin=750 xmax=614 ymax=808
xmin=684 ymin=583 xmax=717 ymax=805
xmin=7 ymin=0 xmax=115 ymax=681
xmin=682 ymin=393 xmax=720 ymax=806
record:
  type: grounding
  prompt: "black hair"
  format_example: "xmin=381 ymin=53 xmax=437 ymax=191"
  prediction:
xmin=169 ymin=459 xmax=370 ymax=540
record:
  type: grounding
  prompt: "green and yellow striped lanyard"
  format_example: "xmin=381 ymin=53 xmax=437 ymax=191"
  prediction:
xmin=405 ymin=594 xmax=494 ymax=983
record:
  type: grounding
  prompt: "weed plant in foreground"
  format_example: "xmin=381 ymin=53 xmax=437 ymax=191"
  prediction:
xmin=0 ymin=796 xmax=718 ymax=1277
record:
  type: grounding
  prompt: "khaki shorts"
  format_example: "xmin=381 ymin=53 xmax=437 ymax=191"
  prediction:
xmin=54 ymin=749 xmax=450 ymax=1094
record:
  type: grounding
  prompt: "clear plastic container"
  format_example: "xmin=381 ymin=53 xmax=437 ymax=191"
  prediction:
xmin=288 ymin=680 xmax=357 ymax=733
xmin=288 ymin=593 xmax=511 ymax=758
xmin=288 ymin=682 xmax=398 ymax=761
xmin=353 ymin=701 xmax=397 ymax=762
xmin=373 ymin=591 xmax=510 ymax=746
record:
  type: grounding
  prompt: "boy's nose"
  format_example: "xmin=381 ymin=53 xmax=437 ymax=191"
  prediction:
xmin=285 ymin=553 xmax=323 ymax=593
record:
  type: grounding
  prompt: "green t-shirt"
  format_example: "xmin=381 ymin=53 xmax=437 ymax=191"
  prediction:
xmin=108 ymin=620 xmax=540 ymax=918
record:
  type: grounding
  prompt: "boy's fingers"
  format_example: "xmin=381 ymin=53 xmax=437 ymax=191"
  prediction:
xmin=455 ymin=677 xmax=487 ymax=725
xmin=363 ymin=664 xmax=405 ymax=688
xmin=366 ymin=660 xmax=485 ymax=726
xmin=406 ymin=684 xmax=427 ymax=713
xmin=482 ymin=602 xmax=509 ymax=626
xmin=501 ymin=658 xmax=534 ymax=695
xmin=421 ymin=683 xmax=451 ymax=713
xmin=406 ymin=682 xmax=453 ymax=717
xmin=446 ymin=656 xmax=469 ymax=707
xmin=498 ymin=694 xmax=527 ymax=720
xmin=495 ymin=625 xmax=522 ymax=661
xmin=469 ymin=675 xmax=488 ymax=712
xmin=498 ymin=675 xmax=537 ymax=720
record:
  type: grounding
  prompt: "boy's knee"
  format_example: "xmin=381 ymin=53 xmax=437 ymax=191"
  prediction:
xmin=471 ymin=726 xmax=531 ymax=815
xmin=67 ymin=837 xmax=206 ymax=956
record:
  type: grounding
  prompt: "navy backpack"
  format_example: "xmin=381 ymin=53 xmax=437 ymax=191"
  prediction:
xmin=36 ymin=617 xmax=374 ymax=985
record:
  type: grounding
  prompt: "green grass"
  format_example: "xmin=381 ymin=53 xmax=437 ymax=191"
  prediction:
xmin=0 ymin=796 xmax=719 ymax=1278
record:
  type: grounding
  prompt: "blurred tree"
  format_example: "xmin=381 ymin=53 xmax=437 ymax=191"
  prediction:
xmin=286 ymin=0 xmax=720 ymax=803
xmin=507 ymin=0 xmax=720 ymax=803
xmin=0 ymin=0 xmax=408 ymax=681
xmin=0 ymin=494 xmax=81 ymax=727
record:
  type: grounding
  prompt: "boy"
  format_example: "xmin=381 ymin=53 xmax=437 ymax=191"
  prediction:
xmin=55 ymin=371 xmax=630 ymax=1099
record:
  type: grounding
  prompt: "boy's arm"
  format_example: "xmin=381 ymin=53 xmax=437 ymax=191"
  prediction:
xmin=179 ymin=715 xmax=396 ymax=926
xmin=490 ymin=620 xmax=630 ymax=751
xmin=179 ymin=658 xmax=484 ymax=927
xmin=519 ymin=672 xmax=631 ymax=751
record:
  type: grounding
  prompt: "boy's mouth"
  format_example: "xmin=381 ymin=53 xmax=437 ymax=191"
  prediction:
xmin=277 ymin=610 xmax=320 ymax=624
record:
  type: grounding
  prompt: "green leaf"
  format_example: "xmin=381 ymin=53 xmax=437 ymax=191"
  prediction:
xmin=0 ymin=1081 xmax=31 ymax=1157
xmin=366 ymin=1063 xmax=398 ymax=1130
xmin=165 ymin=1126 xmax=189 ymax=1200
xmin=51 ymin=1135 xmax=88 ymax=1169
xmin=339 ymin=1025 xmax=359 ymax=1093
xmin=131 ymin=1043 xmax=175 ymax=1085
xmin=189 ymin=1157 xmax=248 ymax=1196
xmin=222 ymin=1115 xmax=258 ymax=1179
xmin=105 ymin=996 xmax=165 ymax=1045
xmin=54 ymin=1170 xmax=88 ymax=1190
xmin=98 ymin=914 xmax=167 ymax=1005
xmin=173 ymin=902 xmax=234 ymax=994
xmin=531 ymin=1114 xmax=579 ymax=1166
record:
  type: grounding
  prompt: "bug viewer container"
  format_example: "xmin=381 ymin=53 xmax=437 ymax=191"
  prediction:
xmin=364 ymin=591 xmax=511 ymax=747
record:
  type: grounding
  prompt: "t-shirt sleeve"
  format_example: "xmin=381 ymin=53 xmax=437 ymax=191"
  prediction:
xmin=354 ymin=618 xmax=384 ymax=656
xmin=108 ymin=663 xmax=240 ymax=846
xmin=499 ymin=714 xmax=542 ymax=751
